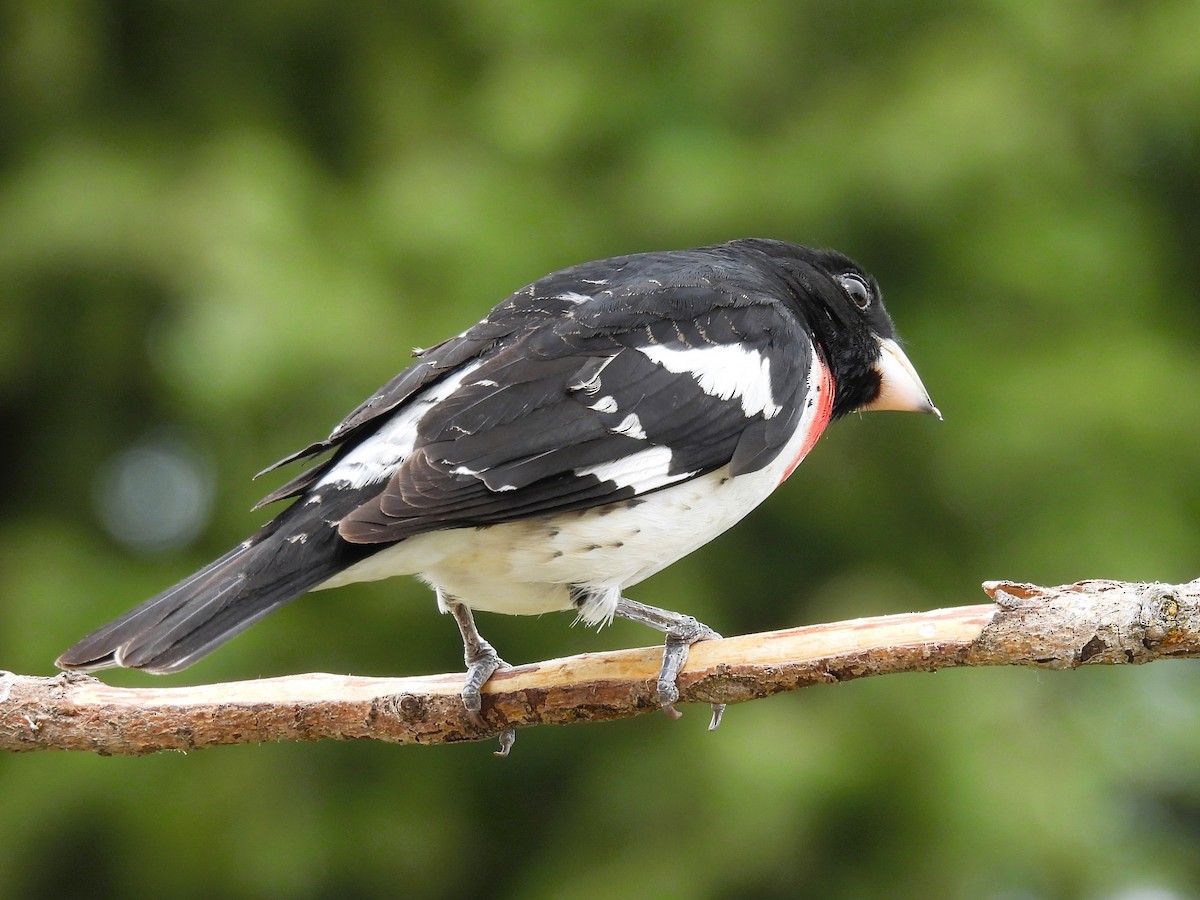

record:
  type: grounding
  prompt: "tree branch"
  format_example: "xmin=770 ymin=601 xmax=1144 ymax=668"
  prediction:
xmin=4 ymin=579 xmax=1198 ymax=756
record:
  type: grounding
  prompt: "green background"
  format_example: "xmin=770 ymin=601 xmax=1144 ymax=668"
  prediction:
xmin=3 ymin=2 xmax=1200 ymax=897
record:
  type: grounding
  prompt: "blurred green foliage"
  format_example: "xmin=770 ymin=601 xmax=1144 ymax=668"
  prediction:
xmin=3 ymin=1 xmax=1200 ymax=897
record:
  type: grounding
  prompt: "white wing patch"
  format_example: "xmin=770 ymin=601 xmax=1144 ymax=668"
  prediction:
xmin=575 ymin=446 xmax=693 ymax=492
xmin=639 ymin=344 xmax=781 ymax=418
xmin=612 ymin=413 xmax=647 ymax=440
xmin=318 ymin=360 xmax=485 ymax=489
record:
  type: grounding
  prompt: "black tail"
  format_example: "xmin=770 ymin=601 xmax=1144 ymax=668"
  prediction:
xmin=56 ymin=507 xmax=361 ymax=674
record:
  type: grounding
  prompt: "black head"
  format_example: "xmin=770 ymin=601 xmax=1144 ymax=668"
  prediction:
xmin=727 ymin=239 xmax=938 ymax=420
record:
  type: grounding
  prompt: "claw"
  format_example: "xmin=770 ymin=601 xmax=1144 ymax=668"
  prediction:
xmin=494 ymin=729 xmax=516 ymax=757
xmin=708 ymin=703 xmax=726 ymax=731
xmin=657 ymin=671 xmax=681 ymax=718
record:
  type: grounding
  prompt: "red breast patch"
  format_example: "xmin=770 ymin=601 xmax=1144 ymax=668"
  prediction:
xmin=780 ymin=360 xmax=835 ymax=483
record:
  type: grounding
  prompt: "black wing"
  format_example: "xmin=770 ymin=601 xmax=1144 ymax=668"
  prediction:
xmin=330 ymin=279 xmax=817 ymax=543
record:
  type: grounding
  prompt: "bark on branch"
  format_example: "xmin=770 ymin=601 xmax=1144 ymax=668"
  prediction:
xmin=3 ymin=579 xmax=1198 ymax=756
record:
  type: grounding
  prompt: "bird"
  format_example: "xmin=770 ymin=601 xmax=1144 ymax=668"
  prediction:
xmin=57 ymin=238 xmax=938 ymax=750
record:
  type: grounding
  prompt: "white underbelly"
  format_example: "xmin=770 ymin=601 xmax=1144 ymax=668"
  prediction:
xmin=321 ymin=433 xmax=805 ymax=623
xmin=433 ymin=463 xmax=779 ymax=613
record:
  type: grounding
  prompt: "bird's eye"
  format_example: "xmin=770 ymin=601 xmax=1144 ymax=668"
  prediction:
xmin=838 ymin=273 xmax=872 ymax=310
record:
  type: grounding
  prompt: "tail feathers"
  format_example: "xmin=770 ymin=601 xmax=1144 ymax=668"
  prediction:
xmin=56 ymin=531 xmax=347 ymax=674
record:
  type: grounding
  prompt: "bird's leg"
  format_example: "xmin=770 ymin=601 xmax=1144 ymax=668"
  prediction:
xmin=444 ymin=594 xmax=515 ymax=756
xmin=445 ymin=596 xmax=508 ymax=717
xmin=613 ymin=597 xmax=725 ymax=730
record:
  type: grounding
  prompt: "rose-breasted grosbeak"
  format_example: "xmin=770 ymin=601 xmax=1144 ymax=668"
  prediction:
xmin=58 ymin=239 xmax=938 ymax=746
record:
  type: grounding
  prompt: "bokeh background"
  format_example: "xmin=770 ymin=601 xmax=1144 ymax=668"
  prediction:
xmin=3 ymin=2 xmax=1200 ymax=898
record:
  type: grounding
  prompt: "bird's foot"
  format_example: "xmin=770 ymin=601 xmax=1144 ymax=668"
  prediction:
xmin=446 ymin=595 xmax=517 ymax=756
xmin=460 ymin=641 xmax=517 ymax=756
xmin=614 ymin=597 xmax=726 ymax=728
xmin=460 ymin=642 xmax=509 ymax=726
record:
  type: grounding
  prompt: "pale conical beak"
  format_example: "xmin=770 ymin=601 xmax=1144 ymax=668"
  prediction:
xmin=865 ymin=338 xmax=941 ymax=418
